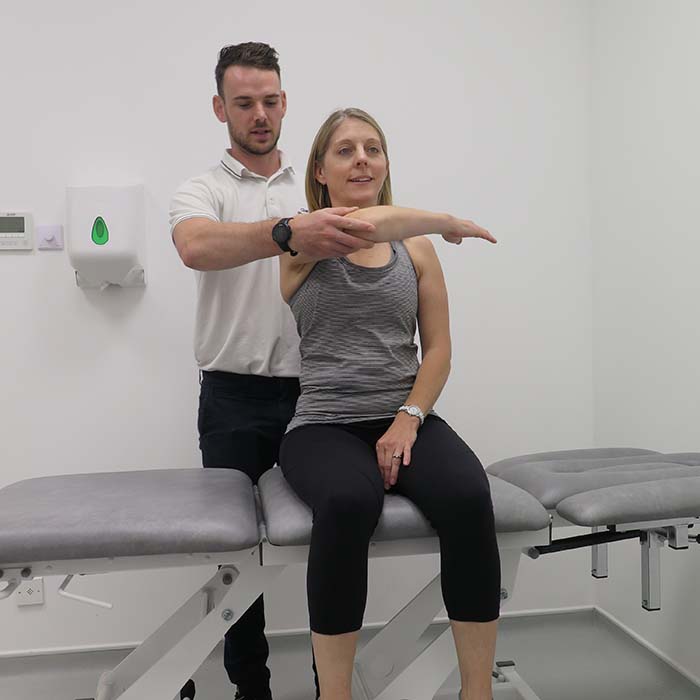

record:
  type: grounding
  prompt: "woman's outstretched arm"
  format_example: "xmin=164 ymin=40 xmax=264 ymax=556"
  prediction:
xmin=279 ymin=205 xmax=495 ymax=302
xmin=345 ymin=205 xmax=497 ymax=245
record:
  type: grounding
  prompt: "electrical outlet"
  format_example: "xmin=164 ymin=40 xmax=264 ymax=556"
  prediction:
xmin=16 ymin=577 xmax=45 ymax=606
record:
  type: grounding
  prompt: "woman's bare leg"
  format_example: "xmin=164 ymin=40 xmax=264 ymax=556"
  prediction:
xmin=311 ymin=629 xmax=360 ymax=700
xmin=450 ymin=618 xmax=498 ymax=700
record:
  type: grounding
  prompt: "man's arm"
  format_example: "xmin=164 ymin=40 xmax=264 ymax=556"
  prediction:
xmin=173 ymin=217 xmax=279 ymax=270
xmin=173 ymin=208 xmax=377 ymax=271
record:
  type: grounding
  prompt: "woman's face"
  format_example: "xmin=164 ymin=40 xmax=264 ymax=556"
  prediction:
xmin=315 ymin=118 xmax=388 ymax=208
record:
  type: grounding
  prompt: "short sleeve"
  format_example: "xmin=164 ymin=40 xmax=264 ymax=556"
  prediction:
xmin=169 ymin=177 xmax=221 ymax=235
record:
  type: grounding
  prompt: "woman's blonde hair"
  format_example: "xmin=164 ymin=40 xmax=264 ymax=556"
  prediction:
xmin=305 ymin=108 xmax=393 ymax=212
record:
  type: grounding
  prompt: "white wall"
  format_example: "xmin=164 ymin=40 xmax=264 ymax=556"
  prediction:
xmin=0 ymin=0 xmax=596 ymax=654
xmin=590 ymin=0 xmax=700 ymax=681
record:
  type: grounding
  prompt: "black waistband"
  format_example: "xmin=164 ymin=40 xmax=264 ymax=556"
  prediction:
xmin=201 ymin=370 xmax=299 ymax=389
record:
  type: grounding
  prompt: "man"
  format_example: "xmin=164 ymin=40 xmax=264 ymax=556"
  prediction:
xmin=169 ymin=43 xmax=376 ymax=700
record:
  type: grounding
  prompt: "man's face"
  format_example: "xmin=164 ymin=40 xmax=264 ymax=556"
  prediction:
xmin=214 ymin=65 xmax=287 ymax=156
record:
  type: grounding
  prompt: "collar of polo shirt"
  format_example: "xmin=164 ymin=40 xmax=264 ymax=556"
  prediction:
xmin=221 ymin=150 xmax=296 ymax=180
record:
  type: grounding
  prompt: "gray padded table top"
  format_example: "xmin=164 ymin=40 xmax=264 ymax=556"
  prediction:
xmin=557 ymin=477 xmax=700 ymax=526
xmin=0 ymin=469 xmax=260 ymax=565
xmin=486 ymin=448 xmax=700 ymax=526
xmin=258 ymin=467 xmax=550 ymax=547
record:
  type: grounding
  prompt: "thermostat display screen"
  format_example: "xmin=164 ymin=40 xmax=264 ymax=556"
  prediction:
xmin=0 ymin=217 xmax=25 ymax=234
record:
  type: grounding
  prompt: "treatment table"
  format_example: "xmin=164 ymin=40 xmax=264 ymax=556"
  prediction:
xmin=1 ymin=448 xmax=699 ymax=700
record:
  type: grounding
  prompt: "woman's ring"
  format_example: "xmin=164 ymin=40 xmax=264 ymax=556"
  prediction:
xmin=392 ymin=454 xmax=401 ymax=459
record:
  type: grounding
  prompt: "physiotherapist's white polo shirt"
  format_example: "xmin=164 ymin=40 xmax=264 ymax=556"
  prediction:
xmin=169 ymin=150 xmax=304 ymax=377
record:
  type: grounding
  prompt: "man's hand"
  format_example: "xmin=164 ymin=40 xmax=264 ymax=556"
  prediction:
xmin=375 ymin=413 xmax=419 ymax=490
xmin=442 ymin=217 xmax=497 ymax=245
xmin=289 ymin=208 xmax=376 ymax=258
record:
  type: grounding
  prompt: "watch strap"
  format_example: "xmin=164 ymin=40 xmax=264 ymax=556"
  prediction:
xmin=273 ymin=217 xmax=298 ymax=256
xmin=397 ymin=404 xmax=425 ymax=426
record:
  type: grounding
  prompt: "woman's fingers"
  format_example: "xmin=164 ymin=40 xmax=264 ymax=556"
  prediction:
xmin=478 ymin=228 xmax=497 ymax=243
xmin=389 ymin=454 xmax=401 ymax=486
xmin=445 ymin=220 xmax=497 ymax=244
xmin=377 ymin=444 xmax=391 ymax=488
xmin=462 ymin=220 xmax=497 ymax=243
xmin=382 ymin=452 xmax=396 ymax=488
xmin=377 ymin=438 xmax=415 ymax=489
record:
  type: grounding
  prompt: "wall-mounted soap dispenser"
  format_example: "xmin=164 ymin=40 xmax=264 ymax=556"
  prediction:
xmin=67 ymin=184 xmax=146 ymax=289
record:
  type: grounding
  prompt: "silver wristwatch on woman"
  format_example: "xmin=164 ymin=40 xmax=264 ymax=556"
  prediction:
xmin=397 ymin=404 xmax=425 ymax=426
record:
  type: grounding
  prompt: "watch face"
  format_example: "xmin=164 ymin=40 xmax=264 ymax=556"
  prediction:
xmin=272 ymin=221 xmax=287 ymax=243
xmin=272 ymin=219 xmax=291 ymax=249
xmin=408 ymin=406 xmax=420 ymax=416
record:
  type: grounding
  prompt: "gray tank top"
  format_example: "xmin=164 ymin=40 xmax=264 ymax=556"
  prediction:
xmin=287 ymin=240 xmax=427 ymax=432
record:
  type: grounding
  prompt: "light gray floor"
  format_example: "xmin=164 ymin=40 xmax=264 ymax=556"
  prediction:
xmin=0 ymin=610 xmax=698 ymax=700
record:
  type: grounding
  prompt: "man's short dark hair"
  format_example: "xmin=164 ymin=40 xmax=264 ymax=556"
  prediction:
xmin=215 ymin=42 xmax=281 ymax=97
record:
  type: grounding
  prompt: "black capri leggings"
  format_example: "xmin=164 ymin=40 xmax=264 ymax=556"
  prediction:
xmin=279 ymin=415 xmax=501 ymax=635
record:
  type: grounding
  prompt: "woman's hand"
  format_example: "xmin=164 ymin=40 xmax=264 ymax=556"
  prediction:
xmin=442 ymin=216 xmax=497 ymax=245
xmin=375 ymin=413 xmax=420 ymax=490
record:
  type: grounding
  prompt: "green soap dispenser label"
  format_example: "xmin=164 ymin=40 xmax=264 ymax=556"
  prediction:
xmin=91 ymin=216 xmax=109 ymax=245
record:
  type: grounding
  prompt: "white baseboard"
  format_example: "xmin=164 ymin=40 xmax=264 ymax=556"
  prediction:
xmin=260 ymin=604 xmax=598 ymax=639
xmin=594 ymin=605 xmax=700 ymax=689
xmin=0 ymin=605 xmax=596 ymax=659
xmin=1 ymin=603 xmax=698 ymax=693
xmin=0 ymin=641 xmax=141 ymax=659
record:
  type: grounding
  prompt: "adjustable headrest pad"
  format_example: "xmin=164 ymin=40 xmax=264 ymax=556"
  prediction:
xmin=0 ymin=469 xmax=260 ymax=565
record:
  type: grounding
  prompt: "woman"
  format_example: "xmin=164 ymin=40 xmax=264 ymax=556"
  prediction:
xmin=279 ymin=108 xmax=500 ymax=700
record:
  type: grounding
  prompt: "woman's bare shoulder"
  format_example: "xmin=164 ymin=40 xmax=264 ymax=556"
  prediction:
xmin=404 ymin=235 xmax=434 ymax=253
xmin=404 ymin=236 xmax=437 ymax=277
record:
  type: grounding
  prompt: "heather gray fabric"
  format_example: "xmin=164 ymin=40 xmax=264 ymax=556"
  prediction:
xmin=287 ymin=241 xmax=433 ymax=432
xmin=257 ymin=467 xmax=550 ymax=547
xmin=557 ymin=477 xmax=700 ymax=526
xmin=0 ymin=469 xmax=259 ymax=565
xmin=486 ymin=449 xmax=700 ymax=519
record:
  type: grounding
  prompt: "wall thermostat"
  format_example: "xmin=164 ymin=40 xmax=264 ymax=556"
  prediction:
xmin=0 ymin=212 xmax=33 ymax=250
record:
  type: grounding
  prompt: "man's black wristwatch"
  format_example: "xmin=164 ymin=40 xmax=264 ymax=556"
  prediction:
xmin=272 ymin=217 xmax=298 ymax=256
